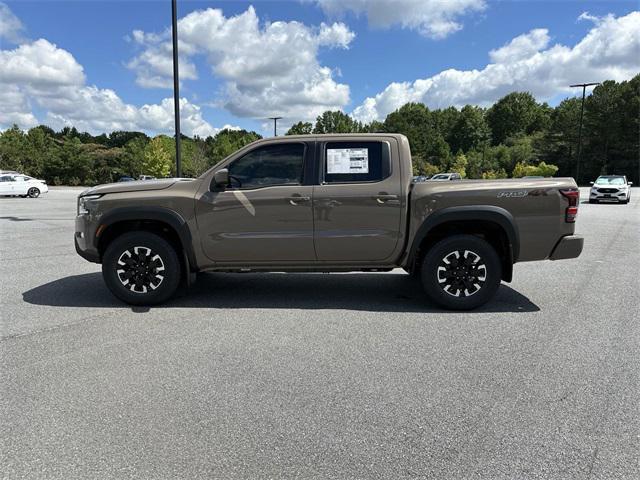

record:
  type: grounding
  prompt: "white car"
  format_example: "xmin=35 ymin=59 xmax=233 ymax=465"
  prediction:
xmin=428 ymin=172 xmax=463 ymax=181
xmin=0 ymin=173 xmax=49 ymax=198
xmin=589 ymin=175 xmax=632 ymax=204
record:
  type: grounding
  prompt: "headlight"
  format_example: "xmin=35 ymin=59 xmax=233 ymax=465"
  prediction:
xmin=78 ymin=194 xmax=101 ymax=215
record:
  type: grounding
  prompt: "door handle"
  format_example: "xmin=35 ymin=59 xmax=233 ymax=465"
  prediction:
xmin=287 ymin=195 xmax=310 ymax=206
xmin=375 ymin=194 xmax=398 ymax=204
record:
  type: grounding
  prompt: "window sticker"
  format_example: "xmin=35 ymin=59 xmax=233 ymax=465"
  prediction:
xmin=327 ymin=148 xmax=369 ymax=174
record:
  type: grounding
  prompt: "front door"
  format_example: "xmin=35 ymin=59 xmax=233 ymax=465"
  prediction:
xmin=196 ymin=142 xmax=316 ymax=263
xmin=0 ymin=175 xmax=15 ymax=195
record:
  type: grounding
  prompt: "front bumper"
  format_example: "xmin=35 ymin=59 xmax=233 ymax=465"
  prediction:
xmin=74 ymin=215 xmax=101 ymax=263
xmin=549 ymin=235 xmax=584 ymax=261
xmin=589 ymin=190 xmax=628 ymax=202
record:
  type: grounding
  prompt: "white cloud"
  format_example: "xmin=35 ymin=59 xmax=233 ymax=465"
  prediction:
xmin=0 ymin=3 xmax=222 ymax=136
xmin=352 ymin=12 xmax=640 ymax=123
xmin=0 ymin=39 xmax=85 ymax=87
xmin=314 ymin=0 xmax=486 ymax=39
xmin=577 ymin=11 xmax=602 ymax=24
xmin=488 ymin=29 xmax=550 ymax=63
xmin=0 ymin=1 xmax=25 ymax=43
xmin=0 ymin=85 xmax=38 ymax=128
xmin=127 ymin=6 xmax=354 ymax=121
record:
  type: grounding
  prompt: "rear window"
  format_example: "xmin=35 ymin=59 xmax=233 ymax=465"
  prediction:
xmin=323 ymin=141 xmax=390 ymax=183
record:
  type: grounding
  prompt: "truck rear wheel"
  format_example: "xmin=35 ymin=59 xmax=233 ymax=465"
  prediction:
xmin=421 ymin=234 xmax=501 ymax=310
xmin=102 ymin=231 xmax=181 ymax=306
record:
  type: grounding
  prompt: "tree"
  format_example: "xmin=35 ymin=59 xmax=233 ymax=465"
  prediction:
xmin=486 ymin=92 xmax=544 ymax=144
xmin=450 ymin=152 xmax=468 ymax=178
xmin=142 ymin=136 xmax=172 ymax=178
xmin=286 ymin=122 xmax=313 ymax=135
xmin=313 ymin=111 xmax=363 ymax=134
xmin=205 ymin=129 xmax=262 ymax=164
xmin=449 ymin=105 xmax=491 ymax=153
xmin=513 ymin=161 xmax=559 ymax=177
xmin=0 ymin=125 xmax=26 ymax=172
xmin=384 ymin=103 xmax=432 ymax=160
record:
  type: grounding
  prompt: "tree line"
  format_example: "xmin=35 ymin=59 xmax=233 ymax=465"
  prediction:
xmin=0 ymin=74 xmax=637 ymax=185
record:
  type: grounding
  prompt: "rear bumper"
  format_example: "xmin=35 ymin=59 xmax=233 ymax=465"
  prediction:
xmin=549 ymin=235 xmax=584 ymax=260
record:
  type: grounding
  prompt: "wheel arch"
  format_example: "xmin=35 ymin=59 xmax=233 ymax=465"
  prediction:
xmin=96 ymin=207 xmax=197 ymax=272
xmin=408 ymin=206 xmax=519 ymax=282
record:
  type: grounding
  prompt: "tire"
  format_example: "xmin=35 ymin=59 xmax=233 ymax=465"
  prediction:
xmin=27 ymin=187 xmax=40 ymax=198
xmin=102 ymin=231 xmax=181 ymax=306
xmin=421 ymin=234 xmax=502 ymax=310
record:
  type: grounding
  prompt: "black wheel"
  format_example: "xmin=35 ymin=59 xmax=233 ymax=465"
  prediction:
xmin=421 ymin=234 xmax=501 ymax=310
xmin=27 ymin=187 xmax=40 ymax=198
xmin=102 ymin=231 xmax=181 ymax=305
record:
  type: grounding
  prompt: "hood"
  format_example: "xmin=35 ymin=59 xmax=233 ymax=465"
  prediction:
xmin=80 ymin=178 xmax=194 ymax=196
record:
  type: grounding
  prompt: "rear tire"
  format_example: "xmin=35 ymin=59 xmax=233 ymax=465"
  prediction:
xmin=102 ymin=231 xmax=181 ymax=306
xmin=421 ymin=234 xmax=501 ymax=310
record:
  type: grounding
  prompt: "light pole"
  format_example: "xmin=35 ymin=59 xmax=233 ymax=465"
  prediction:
xmin=171 ymin=0 xmax=181 ymax=177
xmin=569 ymin=82 xmax=599 ymax=184
xmin=269 ymin=117 xmax=282 ymax=136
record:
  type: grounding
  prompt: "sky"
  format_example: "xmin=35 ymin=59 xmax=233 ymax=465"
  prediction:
xmin=0 ymin=0 xmax=638 ymax=137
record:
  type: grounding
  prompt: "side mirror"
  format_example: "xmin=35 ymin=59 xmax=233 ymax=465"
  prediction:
xmin=629 ymin=182 xmax=634 ymax=186
xmin=589 ymin=181 xmax=594 ymax=185
xmin=211 ymin=168 xmax=229 ymax=191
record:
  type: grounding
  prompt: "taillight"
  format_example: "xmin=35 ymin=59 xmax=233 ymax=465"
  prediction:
xmin=560 ymin=188 xmax=580 ymax=223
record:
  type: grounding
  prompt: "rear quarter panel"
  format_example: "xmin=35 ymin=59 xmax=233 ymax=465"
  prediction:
xmin=409 ymin=178 xmax=578 ymax=261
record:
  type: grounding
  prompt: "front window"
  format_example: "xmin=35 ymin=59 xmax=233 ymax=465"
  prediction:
xmin=227 ymin=143 xmax=305 ymax=189
xmin=595 ymin=176 xmax=625 ymax=185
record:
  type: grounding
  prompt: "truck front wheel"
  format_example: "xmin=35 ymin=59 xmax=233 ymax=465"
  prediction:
xmin=421 ymin=234 xmax=501 ymax=310
xmin=102 ymin=231 xmax=181 ymax=306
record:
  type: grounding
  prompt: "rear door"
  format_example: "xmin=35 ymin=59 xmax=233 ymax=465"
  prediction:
xmin=313 ymin=138 xmax=405 ymax=262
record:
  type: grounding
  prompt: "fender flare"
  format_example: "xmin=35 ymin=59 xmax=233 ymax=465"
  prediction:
xmin=408 ymin=205 xmax=520 ymax=270
xmin=96 ymin=206 xmax=197 ymax=270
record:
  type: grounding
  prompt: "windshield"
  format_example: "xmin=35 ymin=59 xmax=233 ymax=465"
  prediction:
xmin=432 ymin=174 xmax=449 ymax=180
xmin=595 ymin=176 xmax=625 ymax=185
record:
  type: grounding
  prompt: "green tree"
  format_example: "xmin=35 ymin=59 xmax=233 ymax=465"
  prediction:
xmin=450 ymin=152 xmax=468 ymax=178
xmin=286 ymin=121 xmax=313 ymax=135
xmin=384 ymin=103 xmax=432 ymax=160
xmin=449 ymin=105 xmax=491 ymax=153
xmin=487 ymin=92 xmax=545 ymax=144
xmin=143 ymin=136 xmax=172 ymax=178
xmin=205 ymin=129 xmax=262 ymax=165
xmin=313 ymin=111 xmax=363 ymax=134
xmin=0 ymin=125 xmax=27 ymax=172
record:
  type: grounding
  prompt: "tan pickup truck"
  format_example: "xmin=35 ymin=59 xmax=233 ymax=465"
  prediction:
xmin=75 ymin=134 xmax=583 ymax=310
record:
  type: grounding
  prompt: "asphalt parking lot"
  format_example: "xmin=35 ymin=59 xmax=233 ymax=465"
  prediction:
xmin=1 ymin=186 xmax=638 ymax=479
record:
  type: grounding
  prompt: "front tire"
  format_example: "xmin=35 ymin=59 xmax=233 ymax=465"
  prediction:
xmin=421 ymin=234 xmax=502 ymax=310
xmin=102 ymin=231 xmax=181 ymax=306
xmin=27 ymin=187 xmax=40 ymax=198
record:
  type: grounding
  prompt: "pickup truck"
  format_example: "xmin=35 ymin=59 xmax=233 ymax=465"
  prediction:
xmin=75 ymin=134 xmax=583 ymax=310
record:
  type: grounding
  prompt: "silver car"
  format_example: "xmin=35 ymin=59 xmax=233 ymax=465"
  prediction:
xmin=589 ymin=175 xmax=632 ymax=204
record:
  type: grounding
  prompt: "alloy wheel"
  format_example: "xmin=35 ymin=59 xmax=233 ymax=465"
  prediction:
xmin=116 ymin=246 xmax=165 ymax=293
xmin=436 ymin=249 xmax=487 ymax=297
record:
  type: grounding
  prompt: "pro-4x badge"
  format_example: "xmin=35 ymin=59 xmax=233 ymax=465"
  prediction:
xmin=497 ymin=190 xmax=527 ymax=198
